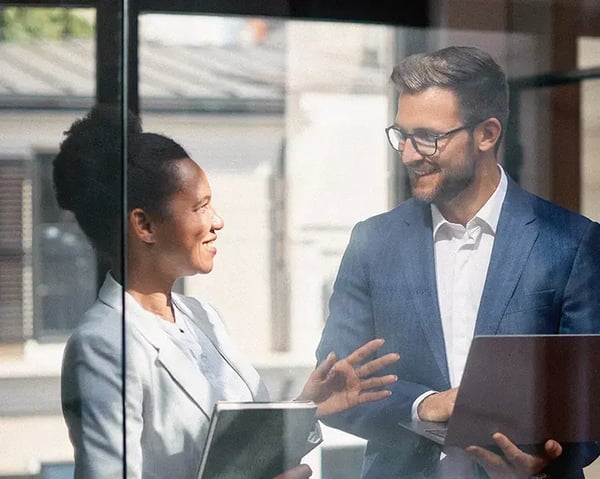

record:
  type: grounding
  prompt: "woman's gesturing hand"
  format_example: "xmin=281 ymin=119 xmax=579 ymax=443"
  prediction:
xmin=274 ymin=464 xmax=313 ymax=479
xmin=297 ymin=338 xmax=399 ymax=418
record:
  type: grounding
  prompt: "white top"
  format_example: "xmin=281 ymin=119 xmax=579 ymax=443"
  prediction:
xmin=159 ymin=305 xmax=253 ymax=402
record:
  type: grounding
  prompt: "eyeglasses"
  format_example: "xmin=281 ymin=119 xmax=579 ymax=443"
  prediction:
xmin=385 ymin=122 xmax=477 ymax=157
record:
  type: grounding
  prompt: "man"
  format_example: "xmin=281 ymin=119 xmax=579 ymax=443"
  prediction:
xmin=316 ymin=46 xmax=600 ymax=478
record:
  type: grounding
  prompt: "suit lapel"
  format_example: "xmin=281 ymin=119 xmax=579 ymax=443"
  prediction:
xmin=400 ymin=202 xmax=450 ymax=385
xmin=475 ymin=180 xmax=539 ymax=335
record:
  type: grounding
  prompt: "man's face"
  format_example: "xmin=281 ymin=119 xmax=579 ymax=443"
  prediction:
xmin=394 ymin=87 xmax=478 ymax=205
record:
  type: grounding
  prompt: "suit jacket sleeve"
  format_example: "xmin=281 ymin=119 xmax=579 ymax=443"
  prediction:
xmin=315 ymin=220 xmax=433 ymax=445
xmin=548 ymin=220 xmax=600 ymax=476
xmin=62 ymin=324 xmax=144 ymax=479
xmin=560 ymin=220 xmax=600 ymax=334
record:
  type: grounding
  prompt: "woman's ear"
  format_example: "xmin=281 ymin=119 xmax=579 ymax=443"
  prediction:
xmin=475 ymin=118 xmax=502 ymax=153
xmin=129 ymin=208 xmax=156 ymax=244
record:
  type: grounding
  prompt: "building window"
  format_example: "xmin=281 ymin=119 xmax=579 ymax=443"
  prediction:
xmin=0 ymin=159 xmax=29 ymax=343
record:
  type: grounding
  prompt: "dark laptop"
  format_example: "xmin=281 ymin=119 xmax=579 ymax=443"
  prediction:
xmin=399 ymin=334 xmax=600 ymax=448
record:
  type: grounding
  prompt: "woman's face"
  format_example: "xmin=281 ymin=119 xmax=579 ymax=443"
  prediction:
xmin=152 ymin=158 xmax=224 ymax=277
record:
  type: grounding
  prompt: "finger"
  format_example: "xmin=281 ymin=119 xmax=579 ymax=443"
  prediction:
xmin=492 ymin=432 xmax=548 ymax=472
xmin=357 ymin=389 xmax=392 ymax=404
xmin=312 ymin=352 xmax=337 ymax=381
xmin=544 ymin=439 xmax=563 ymax=460
xmin=356 ymin=353 xmax=400 ymax=377
xmin=274 ymin=464 xmax=313 ymax=479
xmin=320 ymin=359 xmax=351 ymax=384
xmin=344 ymin=339 xmax=385 ymax=366
xmin=466 ymin=445 xmax=506 ymax=471
xmin=491 ymin=432 xmax=525 ymax=465
xmin=359 ymin=374 xmax=398 ymax=390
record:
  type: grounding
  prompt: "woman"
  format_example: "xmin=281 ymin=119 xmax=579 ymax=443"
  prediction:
xmin=55 ymin=107 xmax=399 ymax=479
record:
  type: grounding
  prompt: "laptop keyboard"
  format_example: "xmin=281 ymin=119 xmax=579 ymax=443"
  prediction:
xmin=426 ymin=428 xmax=447 ymax=439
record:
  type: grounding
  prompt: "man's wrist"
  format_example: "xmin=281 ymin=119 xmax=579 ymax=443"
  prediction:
xmin=411 ymin=390 xmax=437 ymax=421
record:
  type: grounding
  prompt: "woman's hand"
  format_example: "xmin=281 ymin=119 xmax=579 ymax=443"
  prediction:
xmin=297 ymin=338 xmax=399 ymax=418
xmin=274 ymin=464 xmax=313 ymax=479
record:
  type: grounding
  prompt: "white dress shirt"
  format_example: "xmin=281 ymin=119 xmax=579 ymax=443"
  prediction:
xmin=412 ymin=166 xmax=507 ymax=417
xmin=434 ymin=167 xmax=508 ymax=388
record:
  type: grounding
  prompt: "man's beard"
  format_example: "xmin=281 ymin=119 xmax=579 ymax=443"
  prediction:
xmin=407 ymin=143 xmax=477 ymax=205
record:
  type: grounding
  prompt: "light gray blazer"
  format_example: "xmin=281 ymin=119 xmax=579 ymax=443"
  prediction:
xmin=62 ymin=274 xmax=269 ymax=479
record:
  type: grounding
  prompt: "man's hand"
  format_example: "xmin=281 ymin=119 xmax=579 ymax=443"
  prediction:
xmin=298 ymin=338 xmax=399 ymax=418
xmin=417 ymin=387 xmax=458 ymax=422
xmin=466 ymin=432 xmax=563 ymax=478
xmin=274 ymin=464 xmax=312 ymax=479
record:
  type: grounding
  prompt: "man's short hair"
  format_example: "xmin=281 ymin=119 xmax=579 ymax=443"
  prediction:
xmin=391 ymin=46 xmax=509 ymax=132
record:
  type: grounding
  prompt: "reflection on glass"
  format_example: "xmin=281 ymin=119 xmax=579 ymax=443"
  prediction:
xmin=35 ymin=153 xmax=96 ymax=338
xmin=580 ymin=37 xmax=600 ymax=223
xmin=1 ymin=6 xmax=599 ymax=478
xmin=0 ymin=6 xmax=95 ymax=478
xmin=137 ymin=13 xmax=600 ymax=478
xmin=56 ymin=107 xmax=397 ymax=478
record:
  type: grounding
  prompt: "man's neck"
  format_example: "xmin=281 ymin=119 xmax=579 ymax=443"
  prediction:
xmin=436 ymin=162 xmax=501 ymax=226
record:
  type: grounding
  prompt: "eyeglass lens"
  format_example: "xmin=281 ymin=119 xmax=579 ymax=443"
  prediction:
xmin=387 ymin=129 xmax=437 ymax=156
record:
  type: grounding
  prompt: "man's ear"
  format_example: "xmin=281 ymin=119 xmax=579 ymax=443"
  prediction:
xmin=129 ymin=208 xmax=156 ymax=244
xmin=475 ymin=118 xmax=502 ymax=152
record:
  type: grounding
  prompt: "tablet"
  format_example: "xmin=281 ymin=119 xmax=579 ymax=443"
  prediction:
xmin=197 ymin=401 xmax=320 ymax=479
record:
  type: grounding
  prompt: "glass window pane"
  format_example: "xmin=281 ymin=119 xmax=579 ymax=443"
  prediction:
xmin=132 ymin=11 xmax=600 ymax=478
xmin=580 ymin=37 xmax=600 ymax=223
xmin=7 ymin=4 xmax=593 ymax=478
xmin=0 ymin=5 xmax=125 ymax=478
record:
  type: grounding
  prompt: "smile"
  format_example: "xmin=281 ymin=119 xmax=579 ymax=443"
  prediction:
xmin=202 ymin=239 xmax=217 ymax=253
xmin=410 ymin=167 xmax=439 ymax=178
xmin=407 ymin=160 xmax=439 ymax=179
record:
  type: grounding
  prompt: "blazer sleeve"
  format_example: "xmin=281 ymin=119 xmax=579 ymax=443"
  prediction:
xmin=315 ymin=221 xmax=433 ymax=446
xmin=62 ymin=324 xmax=144 ymax=479
xmin=560 ymin=220 xmax=600 ymax=333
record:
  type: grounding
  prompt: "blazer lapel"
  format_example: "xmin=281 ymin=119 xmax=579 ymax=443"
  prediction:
xmin=400 ymin=202 xmax=450 ymax=385
xmin=475 ymin=180 xmax=539 ymax=335
xmin=129 ymin=302 xmax=216 ymax=419
xmin=97 ymin=278 xmax=215 ymax=419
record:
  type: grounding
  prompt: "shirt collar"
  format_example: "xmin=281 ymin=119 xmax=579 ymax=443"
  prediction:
xmin=431 ymin=165 xmax=508 ymax=237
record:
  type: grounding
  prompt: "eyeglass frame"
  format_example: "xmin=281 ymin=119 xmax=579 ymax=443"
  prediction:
xmin=384 ymin=120 xmax=482 ymax=157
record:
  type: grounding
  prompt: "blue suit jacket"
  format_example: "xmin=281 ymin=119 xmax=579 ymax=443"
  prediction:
xmin=316 ymin=178 xmax=600 ymax=478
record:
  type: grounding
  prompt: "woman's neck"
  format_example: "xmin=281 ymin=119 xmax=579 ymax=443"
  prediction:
xmin=124 ymin=267 xmax=177 ymax=323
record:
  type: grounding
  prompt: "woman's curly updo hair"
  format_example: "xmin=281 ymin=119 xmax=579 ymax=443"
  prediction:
xmin=53 ymin=105 xmax=190 ymax=258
